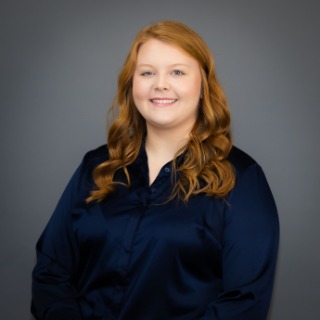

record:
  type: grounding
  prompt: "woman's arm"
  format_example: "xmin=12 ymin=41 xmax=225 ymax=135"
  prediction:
xmin=202 ymin=163 xmax=279 ymax=320
xmin=31 ymin=163 xmax=85 ymax=320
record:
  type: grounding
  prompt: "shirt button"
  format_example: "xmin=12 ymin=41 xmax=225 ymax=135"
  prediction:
xmin=164 ymin=167 xmax=170 ymax=173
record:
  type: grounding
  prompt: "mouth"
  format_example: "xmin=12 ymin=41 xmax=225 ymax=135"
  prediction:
xmin=149 ymin=98 xmax=178 ymax=105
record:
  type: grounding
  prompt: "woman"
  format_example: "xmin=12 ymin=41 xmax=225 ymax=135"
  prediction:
xmin=32 ymin=20 xmax=279 ymax=320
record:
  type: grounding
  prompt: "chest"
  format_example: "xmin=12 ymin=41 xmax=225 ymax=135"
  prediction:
xmin=73 ymin=183 xmax=226 ymax=264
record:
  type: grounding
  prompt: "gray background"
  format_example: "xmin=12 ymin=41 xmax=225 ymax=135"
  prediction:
xmin=1 ymin=0 xmax=319 ymax=319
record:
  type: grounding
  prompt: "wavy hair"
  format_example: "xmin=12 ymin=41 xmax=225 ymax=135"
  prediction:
xmin=87 ymin=20 xmax=235 ymax=203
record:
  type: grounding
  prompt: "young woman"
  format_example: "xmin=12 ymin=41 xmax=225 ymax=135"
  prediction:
xmin=31 ymin=20 xmax=279 ymax=320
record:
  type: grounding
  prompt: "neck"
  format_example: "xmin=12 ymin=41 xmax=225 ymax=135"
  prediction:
xmin=145 ymin=125 xmax=190 ymax=163
xmin=144 ymin=126 xmax=191 ymax=186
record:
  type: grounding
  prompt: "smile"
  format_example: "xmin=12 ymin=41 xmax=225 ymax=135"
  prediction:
xmin=150 ymin=99 xmax=177 ymax=104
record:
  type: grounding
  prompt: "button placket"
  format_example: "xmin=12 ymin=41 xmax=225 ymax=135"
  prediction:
xmin=112 ymin=193 xmax=149 ymax=308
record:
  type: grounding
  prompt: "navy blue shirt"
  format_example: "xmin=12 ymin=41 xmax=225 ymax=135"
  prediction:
xmin=31 ymin=145 xmax=279 ymax=320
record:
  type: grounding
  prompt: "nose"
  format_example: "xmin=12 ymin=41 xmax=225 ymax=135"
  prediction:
xmin=154 ymin=74 xmax=169 ymax=91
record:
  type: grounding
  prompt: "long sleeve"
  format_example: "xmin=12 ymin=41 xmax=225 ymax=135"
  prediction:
xmin=31 ymin=163 xmax=85 ymax=320
xmin=202 ymin=162 xmax=279 ymax=320
xmin=31 ymin=145 xmax=279 ymax=320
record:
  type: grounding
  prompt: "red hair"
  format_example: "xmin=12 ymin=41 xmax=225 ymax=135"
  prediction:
xmin=87 ymin=20 xmax=235 ymax=203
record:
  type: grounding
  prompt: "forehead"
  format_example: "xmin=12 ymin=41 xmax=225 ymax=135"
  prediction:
xmin=136 ymin=39 xmax=197 ymax=66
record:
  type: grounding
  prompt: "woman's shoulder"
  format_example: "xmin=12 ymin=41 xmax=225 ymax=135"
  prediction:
xmin=228 ymin=145 xmax=259 ymax=174
xmin=84 ymin=144 xmax=109 ymax=160
xmin=227 ymin=146 xmax=274 ymax=203
xmin=81 ymin=144 xmax=109 ymax=172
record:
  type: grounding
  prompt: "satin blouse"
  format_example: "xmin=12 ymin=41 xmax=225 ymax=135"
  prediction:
xmin=31 ymin=145 xmax=279 ymax=320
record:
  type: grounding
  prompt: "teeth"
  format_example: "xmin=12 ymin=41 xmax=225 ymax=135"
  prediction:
xmin=151 ymin=99 xmax=176 ymax=104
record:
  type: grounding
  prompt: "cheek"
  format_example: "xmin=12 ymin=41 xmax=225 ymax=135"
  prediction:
xmin=193 ymin=75 xmax=202 ymax=94
xmin=132 ymin=79 xmax=140 ymax=101
xmin=132 ymin=81 xmax=149 ymax=116
xmin=179 ymin=71 xmax=201 ymax=94
xmin=132 ymin=78 xmax=148 ymax=102
xmin=182 ymin=79 xmax=202 ymax=101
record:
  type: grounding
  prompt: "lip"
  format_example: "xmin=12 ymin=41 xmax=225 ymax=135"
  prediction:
xmin=149 ymin=98 xmax=178 ymax=106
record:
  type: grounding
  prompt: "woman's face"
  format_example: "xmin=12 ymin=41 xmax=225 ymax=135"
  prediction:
xmin=132 ymin=39 xmax=202 ymax=136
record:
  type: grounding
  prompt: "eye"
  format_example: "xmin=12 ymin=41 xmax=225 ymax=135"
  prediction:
xmin=171 ymin=69 xmax=185 ymax=76
xmin=140 ymin=71 xmax=154 ymax=77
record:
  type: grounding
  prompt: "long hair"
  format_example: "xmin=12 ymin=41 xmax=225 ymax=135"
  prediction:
xmin=87 ymin=20 xmax=235 ymax=203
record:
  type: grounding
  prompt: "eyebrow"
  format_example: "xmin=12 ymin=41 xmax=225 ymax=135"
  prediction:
xmin=136 ymin=63 xmax=191 ymax=69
